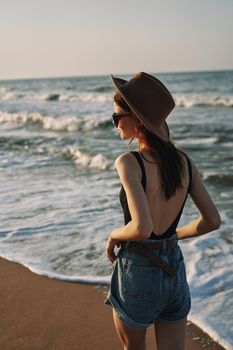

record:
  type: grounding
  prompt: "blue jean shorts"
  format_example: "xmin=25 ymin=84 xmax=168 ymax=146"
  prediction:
xmin=104 ymin=233 xmax=191 ymax=329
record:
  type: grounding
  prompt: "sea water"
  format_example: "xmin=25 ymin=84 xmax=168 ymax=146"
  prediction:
xmin=0 ymin=70 xmax=232 ymax=349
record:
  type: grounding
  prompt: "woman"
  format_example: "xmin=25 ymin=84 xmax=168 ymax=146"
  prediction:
xmin=104 ymin=72 xmax=221 ymax=350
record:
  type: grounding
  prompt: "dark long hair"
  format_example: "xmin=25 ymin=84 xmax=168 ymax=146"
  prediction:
xmin=114 ymin=91 xmax=186 ymax=200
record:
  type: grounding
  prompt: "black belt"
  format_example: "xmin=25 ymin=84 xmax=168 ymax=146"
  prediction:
xmin=120 ymin=235 xmax=177 ymax=277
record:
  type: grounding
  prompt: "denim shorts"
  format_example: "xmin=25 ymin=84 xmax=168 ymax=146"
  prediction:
xmin=104 ymin=233 xmax=191 ymax=329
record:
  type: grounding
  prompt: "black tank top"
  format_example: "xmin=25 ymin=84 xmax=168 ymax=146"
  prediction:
xmin=119 ymin=151 xmax=192 ymax=240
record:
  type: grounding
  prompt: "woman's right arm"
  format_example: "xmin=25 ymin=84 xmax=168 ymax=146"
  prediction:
xmin=176 ymin=158 xmax=221 ymax=240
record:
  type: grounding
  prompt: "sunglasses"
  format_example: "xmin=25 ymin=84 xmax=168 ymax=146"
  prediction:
xmin=112 ymin=112 xmax=130 ymax=128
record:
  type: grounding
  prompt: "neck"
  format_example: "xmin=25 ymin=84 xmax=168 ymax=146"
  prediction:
xmin=138 ymin=140 xmax=149 ymax=152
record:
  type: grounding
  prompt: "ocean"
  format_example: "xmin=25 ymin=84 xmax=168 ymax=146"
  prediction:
xmin=0 ymin=70 xmax=232 ymax=349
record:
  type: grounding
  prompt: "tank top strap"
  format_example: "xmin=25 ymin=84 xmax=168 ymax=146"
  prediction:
xmin=180 ymin=151 xmax=192 ymax=192
xmin=130 ymin=151 xmax=147 ymax=191
xmin=165 ymin=151 xmax=192 ymax=228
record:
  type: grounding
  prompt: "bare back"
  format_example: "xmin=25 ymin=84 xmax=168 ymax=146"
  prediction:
xmin=139 ymin=151 xmax=191 ymax=236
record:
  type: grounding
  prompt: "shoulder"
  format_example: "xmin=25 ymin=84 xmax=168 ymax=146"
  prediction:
xmin=114 ymin=152 xmax=136 ymax=168
xmin=114 ymin=152 xmax=141 ymax=180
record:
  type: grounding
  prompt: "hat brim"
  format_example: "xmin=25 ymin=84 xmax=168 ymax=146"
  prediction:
xmin=110 ymin=74 xmax=170 ymax=142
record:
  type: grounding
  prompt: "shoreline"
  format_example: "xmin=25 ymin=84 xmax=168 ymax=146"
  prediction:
xmin=0 ymin=256 xmax=227 ymax=350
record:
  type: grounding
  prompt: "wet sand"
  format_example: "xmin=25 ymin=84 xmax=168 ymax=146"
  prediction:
xmin=0 ymin=257 xmax=226 ymax=350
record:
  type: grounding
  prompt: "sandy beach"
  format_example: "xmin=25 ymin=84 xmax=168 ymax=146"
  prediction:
xmin=0 ymin=256 xmax=227 ymax=350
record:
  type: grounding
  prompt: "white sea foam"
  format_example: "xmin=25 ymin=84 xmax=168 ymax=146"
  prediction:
xmin=25 ymin=92 xmax=111 ymax=103
xmin=0 ymin=111 xmax=109 ymax=132
xmin=0 ymin=91 xmax=113 ymax=103
xmin=0 ymin=86 xmax=7 ymax=94
xmin=220 ymin=192 xmax=232 ymax=198
xmin=1 ymin=92 xmax=17 ymax=100
xmin=222 ymin=142 xmax=233 ymax=148
xmin=201 ymin=170 xmax=219 ymax=181
xmin=184 ymin=239 xmax=202 ymax=284
xmin=59 ymin=93 xmax=112 ymax=103
xmin=188 ymin=314 xmax=232 ymax=350
xmin=180 ymin=232 xmax=233 ymax=350
xmin=0 ymin=111 xmax=81 ymax=131
xmin=0 ymin=89 xmax=232 ymax=107
xmin=63 ymin=147 xmax=114 ymax=170
xmin=175 ymin=137 xmax=218 ymax=146
xmin=175 ymin=94 xmax=233 ymax=108
xmin=0 ymin=252 xmax=110 ymax=285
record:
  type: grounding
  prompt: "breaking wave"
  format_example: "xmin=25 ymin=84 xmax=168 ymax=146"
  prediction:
xmin=0 ymin=91 xmax=112 ymax=103
xmin=0 ymin=89 xmax=232 ymax=107
xmin=62 ymin=147 xmax=114 ymax=170
xmin=0 ymin=111 xmax=111 ymax=132
xmin=175 ymin=94 xmax=233 ymax=108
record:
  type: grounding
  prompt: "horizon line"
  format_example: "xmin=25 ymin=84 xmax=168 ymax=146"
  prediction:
xmin=0 ymin=67 xmax=232 ymax=82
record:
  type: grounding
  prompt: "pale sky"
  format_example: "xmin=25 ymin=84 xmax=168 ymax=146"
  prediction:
xmin=0 ymin=0 xmax=233 ymax=79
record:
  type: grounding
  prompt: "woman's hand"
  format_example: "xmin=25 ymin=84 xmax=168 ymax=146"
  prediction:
xmin=106 ymin=235 xmax=121 ymax=264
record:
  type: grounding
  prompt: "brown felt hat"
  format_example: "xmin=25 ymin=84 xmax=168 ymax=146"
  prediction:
xmin=110 ymin=72 xmax=175 ymax=141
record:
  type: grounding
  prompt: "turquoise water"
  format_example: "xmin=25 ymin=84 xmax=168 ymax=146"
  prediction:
xmin=0 ymin=70 xmax=232 ymax=349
